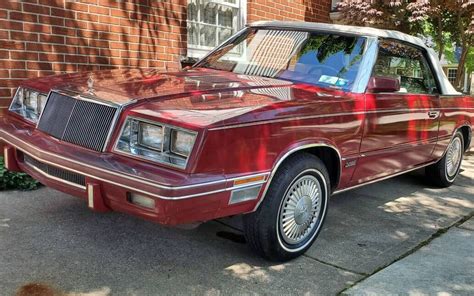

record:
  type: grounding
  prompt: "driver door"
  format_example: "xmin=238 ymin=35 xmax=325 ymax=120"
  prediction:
xmin=351 ymin=39 xmax=441 ymax=185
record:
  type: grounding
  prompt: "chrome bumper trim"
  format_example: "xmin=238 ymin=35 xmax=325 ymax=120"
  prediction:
xmin=0 ymin=135 xmax=270 ymax=200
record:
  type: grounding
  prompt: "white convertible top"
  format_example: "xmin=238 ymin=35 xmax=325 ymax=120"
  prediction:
xmin=250 ymin=21 xmax=460 ymax=95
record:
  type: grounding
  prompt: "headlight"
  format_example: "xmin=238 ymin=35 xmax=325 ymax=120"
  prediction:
xmin=9 ymin=87 xmax=48 ymax=123
xmin=115 ymin=117 xmax=197 ymax=169
xmin=170 ymin=129 xmax=195 ymax=157
xmin=138 ymin=122 xmax=164 ymax=151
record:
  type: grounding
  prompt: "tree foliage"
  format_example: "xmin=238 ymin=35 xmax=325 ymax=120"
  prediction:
xmin=336 ymin=0 xmax=474 ymax=89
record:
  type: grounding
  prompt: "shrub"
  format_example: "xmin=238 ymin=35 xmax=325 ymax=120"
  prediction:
xmin=0 ymin=157 xmax=40 ymax=190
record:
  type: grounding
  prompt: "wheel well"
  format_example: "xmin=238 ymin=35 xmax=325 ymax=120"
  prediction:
xmin=459 ymin=126 xmax=472 ymax=152
xmin=282 ymin=147 xmax=340 ymax=190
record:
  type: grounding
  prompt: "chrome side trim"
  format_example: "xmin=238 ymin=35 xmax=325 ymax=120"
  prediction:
xmin=25 ymin=161 xmax=86 ymax=190
xmin=332 ymin=160 xmax=437 ymax=195
xmin=252 ymin=143 xmax=342 ymax=211
xmin=208 ymin=108 xmax=470 ymax=131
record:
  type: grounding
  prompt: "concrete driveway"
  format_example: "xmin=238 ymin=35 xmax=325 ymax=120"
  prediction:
xmin=1 ymin=152 xmax=473 ymax=295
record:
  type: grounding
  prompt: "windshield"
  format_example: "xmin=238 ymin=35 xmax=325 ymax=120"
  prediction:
xmin=196 ymin=28 xmax=366 ymax=91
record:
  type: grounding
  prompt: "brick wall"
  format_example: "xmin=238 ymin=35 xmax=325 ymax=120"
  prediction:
xmin=0 ymin=0 xmax=331 ymax=111
xmin=247 ymin=0 xmax=331 ymax=23
xmin=0 ymin=0 xmax=187 ymax=109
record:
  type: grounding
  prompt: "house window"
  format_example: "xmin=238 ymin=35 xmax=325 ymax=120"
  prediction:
xmin=187 ymin=0 xmax=246 ymax=58
xmin=447 ymin=68 xmax=457 ymax=84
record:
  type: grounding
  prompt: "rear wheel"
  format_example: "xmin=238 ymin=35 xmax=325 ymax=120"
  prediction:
xmin=243 ymin=153 xmax=330 ymax=261
xmin=426 ymin=131 xmax=464 ymax=187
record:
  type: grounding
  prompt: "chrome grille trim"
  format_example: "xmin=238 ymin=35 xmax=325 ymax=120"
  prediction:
xmin=23 ymin=153 xmax=86 ymax=189
xmin=37 ymin=91 xmax=119 ymax=152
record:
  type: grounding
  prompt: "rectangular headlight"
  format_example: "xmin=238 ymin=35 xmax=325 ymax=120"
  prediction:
xmin=170 ymin=129 xmax=195 ymax=157
xmin=9 ymin=87 xmax=48 ymax=123
xmin=115 ymin=117 xmax=197 ymax=169
xmin=138 ymin=122 xmax=164 ymax=151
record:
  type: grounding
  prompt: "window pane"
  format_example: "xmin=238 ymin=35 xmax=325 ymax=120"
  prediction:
xmin=218 ymin=6 xmax=235 ymax=27
xmin=200 ymin=24 xmax=216 ymax=47
xmin=374 ymin=40 xmax=438 ymax=94
xmin=218 ymin=27 xmax=233 ymax=44
xmin=201 ymin=1 xmax=217 ymax=25
xmin=188 ymin=22 xmax=199 ymax=46
xmin=188 ymin=0 xmax=198 ymax=22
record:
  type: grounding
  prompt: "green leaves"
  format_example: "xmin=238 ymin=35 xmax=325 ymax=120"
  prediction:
xmin=0 ymin=157 xmax=40 ymax=191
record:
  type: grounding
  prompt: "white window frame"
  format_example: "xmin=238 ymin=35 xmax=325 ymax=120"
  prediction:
xmin=447 ymin=68 xmax=458 ymax=84
xmin=187 ymin=0 xmax=247 ymax=58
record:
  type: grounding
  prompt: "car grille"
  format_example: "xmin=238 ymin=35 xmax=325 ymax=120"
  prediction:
xmin=37 ymin=91 xmax=118 ymax=151
xmin=23 ymin=154 xmax=86 ymax=188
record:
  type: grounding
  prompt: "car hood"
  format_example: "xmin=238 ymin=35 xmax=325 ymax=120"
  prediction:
xmin=22 ymin=68 xmax=350 ymax=128
xmin=22 ymin=68 xmax=293 ymax=105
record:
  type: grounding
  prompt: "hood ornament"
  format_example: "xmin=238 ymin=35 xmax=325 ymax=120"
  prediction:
xmin=87 ymin=74 xmax=95 ymax=94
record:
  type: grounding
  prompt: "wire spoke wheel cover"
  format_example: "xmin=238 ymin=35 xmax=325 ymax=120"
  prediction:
xmin=278 ymin=172 xmax=323 ymax=246
xmin=446 ymin=137 xmax=463 ymax=179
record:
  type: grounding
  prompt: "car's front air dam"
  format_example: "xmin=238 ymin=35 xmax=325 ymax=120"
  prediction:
xmin=0 ymin=117 xmax=267 ymax=225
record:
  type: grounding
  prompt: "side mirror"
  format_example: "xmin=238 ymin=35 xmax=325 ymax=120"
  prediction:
xmin=367 ymin=76 xmax=400 ymax=93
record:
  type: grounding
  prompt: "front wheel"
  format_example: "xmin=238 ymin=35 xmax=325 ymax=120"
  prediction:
xmin=426 ymin=131 xmax=464 ymax=187
xmin=243 ymin=153 xmax=330 ymax=261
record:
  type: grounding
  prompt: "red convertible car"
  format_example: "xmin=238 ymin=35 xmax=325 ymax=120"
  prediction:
xmin=1 ymin=21 xmax=473 ymax=261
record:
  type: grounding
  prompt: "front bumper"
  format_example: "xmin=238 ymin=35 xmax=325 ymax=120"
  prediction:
xmin=0 ymin=117 xmax=268 ymax=225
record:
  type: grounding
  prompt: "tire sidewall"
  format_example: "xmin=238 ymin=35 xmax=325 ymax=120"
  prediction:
xmin=262 ymin=154 xmax=330 ymax=259
xmin=275 ymin=168 xmax=328 ymax=253
xmin=443 ymin=132 xmax=464 ymax=184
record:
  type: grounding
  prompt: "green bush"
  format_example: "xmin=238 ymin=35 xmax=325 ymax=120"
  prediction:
xmin=0 ymin=157 xmax=40 ymax=190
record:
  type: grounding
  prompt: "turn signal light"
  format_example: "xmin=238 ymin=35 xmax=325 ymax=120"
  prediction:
xmin=128 ymin=193 xmax=156 ymax=209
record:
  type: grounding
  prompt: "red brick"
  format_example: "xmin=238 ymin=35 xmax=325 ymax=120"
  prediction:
xmin=51 ymin=8 xmax=75 ymax=19
xmin=0 ymin=89 xmax=12 ymax=97
xmin=40 ymin=34 xmax=65 ymax=44
xmin=52 ymin=26 xmax=75 ymax=36
xmin=11 ymin=31 xmax=39 ymax=42
xmin=10 ymin=12 xmax=38 ymax=22
xmin=24 ymin=23 xmax=51 ymax=34
xmin=77 ymin=12 xmax=99 ymax=22
xmin=10 ymin=51 xmax=38 ymax=61
xmin=90 ymin=5 xmax=110 ymax=15
xmin=65 ymin=2 xmax=89 ymax=12
xmin=65 ymin=55 xmax=88 ymax=64
xmin=23 ymin=3 xmax=50 ymax=15
xmin=39 ymin=53 xmax=64 ymax=62
xmin=10 ymin=70 xmax=39 ymax=79
xmin=0 ymin=20 xmax=23 ymax=31
xmin=27 ymin=62 xmax=53 ymax=71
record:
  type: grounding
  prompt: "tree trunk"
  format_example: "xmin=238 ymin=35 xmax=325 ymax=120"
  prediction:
xmin=455 ymin=45 xmax=469 ymax=90
xmin=436 ymin=16 xmax=444 ymax=60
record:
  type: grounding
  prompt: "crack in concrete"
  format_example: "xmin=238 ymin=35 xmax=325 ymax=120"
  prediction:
xmin=302 ymin=254 xmax=368 ymax=276
xmin=337 ymin=211 xmax=474 ymax=295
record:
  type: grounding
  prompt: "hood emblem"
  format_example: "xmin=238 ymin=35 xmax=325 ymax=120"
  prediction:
xmin=87 ymin=74 xmax=95 ymax=94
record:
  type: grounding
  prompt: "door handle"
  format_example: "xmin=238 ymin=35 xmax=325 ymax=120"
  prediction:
xmin=428 ymin=111 xmax=440 ymax=119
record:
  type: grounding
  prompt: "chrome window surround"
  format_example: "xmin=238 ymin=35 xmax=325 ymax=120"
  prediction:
xmin=113 ymin=116 xmax=198 ymax=170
